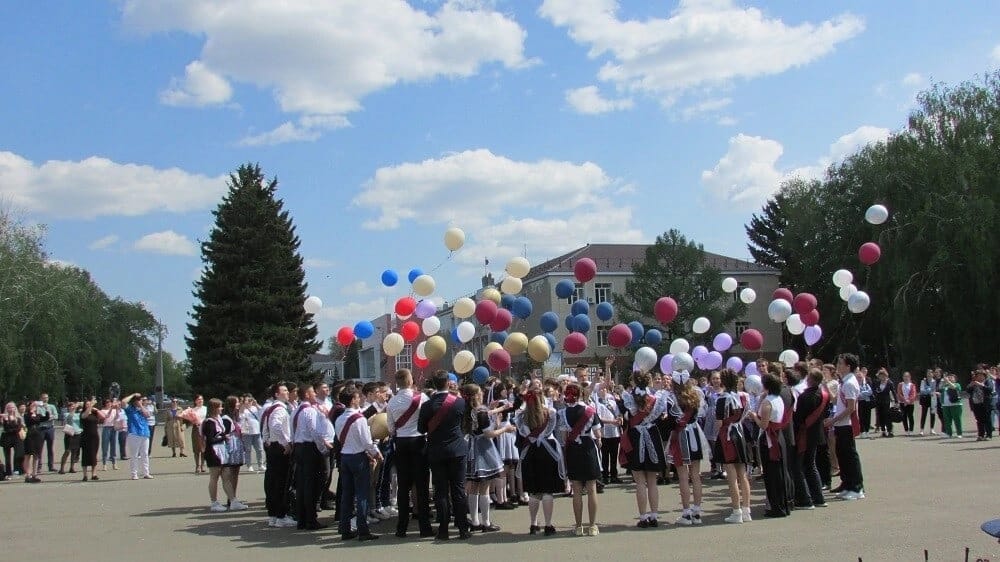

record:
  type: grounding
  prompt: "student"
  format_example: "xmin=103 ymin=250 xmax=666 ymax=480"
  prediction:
xmin=714 ymin=369 xmax=752 ymax=523
xmin=386 ymin=369 xmax=433 ymax=538
xmin=418 ymin=370 xmax=471 ymax=541
xmin=918 ymin=371 xmax=938 ymax=436
xmin=335 ymin=386 xmax=382 ymax=542
xmin=663 ymin=371 xmax=711 ymax=525
xmin=621 ymin=371 xmax=668 ymax=528
xmin=558 ymin=382 xmax=601 ymax=536
xmin=462 ymin=383 xmax=508 ymax=533
xmin=750 ymin=373 xmax=791 ymax=517
xmin=514 ymin=387 xmax=564 ymax=536
xmin=824 ymin=354 xmax=865 ymax=501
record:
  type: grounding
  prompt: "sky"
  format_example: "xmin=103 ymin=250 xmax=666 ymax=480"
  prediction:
xmin=2 ymin=0 xmax=998 ymax=360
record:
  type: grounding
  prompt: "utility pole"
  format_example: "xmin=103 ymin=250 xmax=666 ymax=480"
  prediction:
xmin=155 ymin=322 xmax=165 ymax=408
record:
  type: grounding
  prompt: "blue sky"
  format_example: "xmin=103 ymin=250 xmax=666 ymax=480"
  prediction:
xmin=2 ymin=0 xmax=998 ymax=359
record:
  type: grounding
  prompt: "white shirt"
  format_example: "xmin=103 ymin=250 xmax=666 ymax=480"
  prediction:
xmin=386 ymin=388 xmax=428 ymax=438
xmin=291 ymin=403 xmax=326 ymax=451
xmin=335 ymin=407 xmax=378 ymax=456
xmin=834 ymin=373 xmax=860 ymax=427
xmin=261 ymin=401 xmax=291 ymax=446
xmin=764 ymin=394 xmax=785 ymax=448
xmin=240 ymin=407 xmax=261 ymax=435
xmin=596 ymin=396 xmax=621 ymax=439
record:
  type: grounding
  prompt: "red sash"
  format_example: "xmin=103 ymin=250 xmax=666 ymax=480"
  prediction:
xmin=618 ymin=395 xmax=657 ymax=466
xmin=338 ymin=412 xmax=364 ymax=446
xmin=719 ymin=395 xmax=747 ymax=461
xmin=565 ymin=405 xmax=596 ymax=444
xmin=394 ymin=393 xmax=423 ymax=430
xmin=291 ymin=403 xmax=312 ymax=434
xmin=260 ymin=403 xmax=284 ymax=441
xmin=668 ymin=408 xmax=696 ymax=463
xmin=839 ymin=388 xmax=861 ymax=437
xmin=765 ymin=400 xmax=792 ymax=461
xmin=426 ymin=393 xmax=457 ymax=435
xmin=795 ymin=386 xmax=830 ymax=453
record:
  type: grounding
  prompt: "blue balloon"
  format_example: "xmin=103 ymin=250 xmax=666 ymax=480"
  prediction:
xmin=595 ymin=301 xmax=614 ymax=321
xmin=408 ymin=268 xmax=424 ymax=284
xmin=644 ymin=328 xmax=662 ymax=345
xmin=573 ymin=314 xmax=591 ymax=334
xmin=472 ymin=366 xmax=490 ymax=385
xmin=512 ymin=296 xmax=533 ymax=320
xmin=540 ymin=311 xmax=559 ymax=333
xmin=564 ymin=314 xmax=575 ymax=331
xmin=500 ymin=293 xmax=515 ymax=311
xmin=354 ymin=320 xmax=375 ymax=339
xmin=380 ymin=269 xmax=398 ymax=287
xmin=447 ymin=373 xmax=458 ymax=383
xmin=571 ymin=299 xmax=590 ymax=316
xmin=628 ymin=321 xmax=645 ymax=346
xmin=490 ymin=331 xmax=509 ymax=344
xmin=543 ymin=332 xmax=558 ymax=351
xmin=555 ymin=279 xmax=575 ymax=299
xmin=450 ymin=327 xmax=461 ymax=343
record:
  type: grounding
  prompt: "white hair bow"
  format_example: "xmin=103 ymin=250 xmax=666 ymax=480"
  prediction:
xmin=672 ymin=370 xmax=691 ymax=386
xmin=634 ymin=387 xmax=649 ymax=397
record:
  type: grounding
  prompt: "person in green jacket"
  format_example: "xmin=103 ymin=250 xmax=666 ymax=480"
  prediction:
xmin=938 ymin=374 xmax=964 ymax=438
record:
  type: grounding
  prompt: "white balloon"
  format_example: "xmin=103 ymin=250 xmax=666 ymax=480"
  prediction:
xmin=739 ymin=288 xmax=757 ymax=304
xmin=865 ymin=204 xmax=889 ymax=225
xmin=767 ymin=299 xmax=793 ymax=323
xmin=453 ymin=297 xmax=476 ymax=319
xmin=786 ymin=313 xmax=806 ymax=335
xmin=848 ymin=290 xmax=871 ymax=313
xmin=421 ymin=316 xmax=441 ymax=337
xmin=303 ymin=296 xmax=322 ymax=315
xmin=634 ymin=346 xmax=659 ymax=372
xmin=412 ymin=274 xmax=436 ymax=297
xmin=778 ymin=349 xmax=800 ymax=368
xmin=672 ymin=352 xmax=695 ymax=372
xmin=444 ymin=227 xmax=466 ymax=251
xmin=453 ymin=350 xmax=476 ymax=374
xmin=456 ymin=321 xmax=476 ymax=343
xmin=505 ymin=257 xmax=531 ymax=279
xmin=500 ymin=276 xmax=522 ymax=295
xmin=416 ymin=341 xmax=427 ymax=360
xmin=669 ymin=338 xmax=690 ymax=355
xmin=382 ymin=333 xmax=405 ymax=356
xmin=832 ymin=269 xmax=854 ymax=288
xmin=744 ymin=374 xmax=763 ymax=395
xmin=839 ymin=283 xmax=858 ymax=302
xmin=721 ymin=277 xmax=738 ymax=293
xmin=692 ymin=316 xmax=711 ymax=334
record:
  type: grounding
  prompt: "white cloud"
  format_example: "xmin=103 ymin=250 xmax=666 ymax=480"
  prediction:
xmin=316 ymin=298 xmax=388 ymax=328
xmin=304 ymin=258 xmax=336 ymax=269
xmin=901 ymin=72 xmax=925 ymax=87
xmin=565 ymin=86 xmax=633 ymax=114
xmin=159 ymin=61 xmax=233 ymax=107
xmin=47 ymin=259 xmax=77 ymax=269
xmin=717 ymin=116 xmax=738 ymax=126
xmin=680 ymin=97 xmax=732 ymax=121
xmin=992 ymin=44 xmax=1000 ymax=63
xmin=133 ymin=230 xmax=198 ymax=256
xmin=238 ymin=115 xmax=351 ymax=147
xmin=123 ymin=0 xmax=531 ymax=144
xmin=0 ymin=151 xmax=226 ymax=219
xmin=340 ymin=281 xmax=374 ymax=297
xmin=88 ymin=234 xmax=119 ymax=250
xmin=540 ymin=0 xmax=863 ymax=109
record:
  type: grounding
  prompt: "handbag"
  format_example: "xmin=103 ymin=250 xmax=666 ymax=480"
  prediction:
xmin=888 ymin=405 xmax=903 ymax=423
xmin=161 ymin=434 xmax=168 ymax=447
xmin=62 ymin=424 xmax=78 ymax=436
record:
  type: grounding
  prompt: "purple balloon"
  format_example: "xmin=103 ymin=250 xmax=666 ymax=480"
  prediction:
xmin=804 ymin=325 xmax=823 ymax=346
xmin=712 ymin=333 xmax=733 ymax=352
xmin=704 ymin=351 xmax=724 ymax=370
xmin=414 ymin=299 xmax=437 ymax=320
xmin=659 ymin=354 xmax=674 ymax=373
xmin=745 ymin=362 xmax=759 ymax=377
xmin=726 ymin=356 xmax=744 ymax=373
xmin=692 ymin=345 xmax=709 ymax=360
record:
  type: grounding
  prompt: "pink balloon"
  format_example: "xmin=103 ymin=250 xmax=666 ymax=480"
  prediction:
xmin=608 ymin=323 xmax=632 ymax=348
xmin=487 ymin=349 xmax=511 ymax=371
xmin=475 ymin=300 xmax=498 ymax=324
xmin=773 ymin=288 xmax=794 ymax=302
xmin=859 ymin=242 xmax=881 ymax=266
xmin=490 ymin=308 xmax=512 ymax=332
xmin=574 ymin=258 xmax=597 ymax=283
xmin=792 ymin=293 xmax=817 ymax=315
xmin=800 ymin=308 xmax=820 ymax=327
xmin=564 ymin=332 xmax=588 ymax=354
xmin=654 ymin=297 xmax=678 ymax=324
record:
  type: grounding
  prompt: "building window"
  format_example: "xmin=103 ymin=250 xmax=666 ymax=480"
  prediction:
xmin=397 ymin=344 xmax=412 ymax=371
xmin=698 ymin=286 xmax=710 ymax=302
xmin=735 ymin=281 xmax=749 ymax=303
xmin=596 ymin=325 xmax=610 ymax=347
xmin=734 ymin=322 xmax=750 ymax=338
xmin=594 ymin=283 xmax=612 ymax=304
xmin=567 ymin=282 xmax=586 ymax=304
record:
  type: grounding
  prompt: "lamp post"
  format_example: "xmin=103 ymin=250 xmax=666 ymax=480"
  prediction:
xmin=154 ymin=322 xmax=166 ymax=408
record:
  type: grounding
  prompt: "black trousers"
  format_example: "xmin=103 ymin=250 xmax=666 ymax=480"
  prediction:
xmin=600 ymin=437 xmax=620 ymax=479
xmin=758 ymin=438 xmax=790 ymax=516
xmin=920 ymin=402 xmax=936 ymax=430
xmin=858 ymin=401 xmax=873 ymax=433
xmin=294 ymin=443 xmax=322 ymax=526
xmin=798 ymin=435 xmax=826 ymax=505
xmin=972 ymin=403 xmax=993 ymax=438
xmin=394 ymin=436 xmax=433 ymax=535
xmin=833 ymin=426 xmax=863 ymax=493
xmin=783 ymin=431 xmax=808 ymax=506
xmin=147 ymin=426 xmax=155 ymax=455
xmin=429 ymin=455 xmax=468 ymax=534
xmin=264 ymin=442 xmax=290 ymax=518
xmin=901 ymin=404 xmax=915 ymax=432
xmin=816 ymin=440 xmax=831 ymax=487
xmin=42 ymin=426 xmax=55 ymax=469
xmin=875 ymin=402 xmax=894 ymax=434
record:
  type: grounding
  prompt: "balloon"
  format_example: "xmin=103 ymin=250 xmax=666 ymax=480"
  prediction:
xmin=453 ymin=350 xmax=476 ymax=374
xmin=444 ymin=227 xmax=465 ymax=251
xmin=669 ymin=338 xmax=690 ymax=355
xmin=512 ymin=296 xmax=533 ymax=320
xmin=353 ymin=321 xmax=375 ymax=339
xmin=832 ymin=269 xmax=853 ymax=288
xmin=692 ymin=345 xmax=709 ymax=360
xmin=505 ymin=256 xmax=531 ymax=278
xmin=858 ymin=242 xmax=881 ymax=266
xmin=304 ymin=296 xmax=322 ymax=315
xmin=475 ymin=300 xmax=498 ymax=324
xmin=336 ymin=326 xmax=355 ymax=346
xmin=692 ymin=316 xmax=711 ymax=334
xmin=654 ymin=297 xmax=679 ymax=324
xmin=628 ymin=321 xmax=645 ymax=346
xmin=786 ymin=314 xmax=805 ymax=335
xmin=721 ymin=277 xmax=738 ymax=293
xmin=609 ymin=323 xmax=632 ymax=348
xmin=745 ymin=363 xmax=759 ymax=377
xmin=564 ymin=332 xmax=588 ymax=354
xmin=768 ymin=299 xmax=793 ymax=323
xmin=401 ymin=321 xmax=420 ymax=342
xmin=703 ymin=351 xmax=724 ymax=370
xmin=488 ymin=349 xmax=511 ymax=371
xmin=778 ymin=349 xmax=800 ymax=368
xmin=448 ymin=373 xmax=459 ymax=383
xmin=380 ymin=269 xmax=398 ymax=287
xmin=412 ymin=274 xmax=436 ymax=297
xmin=772 ymin=288 xmax=794 ymax=302
xmin=564 ymin=314 xmax=575 ymax=332
xmin=527 ymin=335 xmax=552 ymax=362
xmin=740 ymin=329 xmax=763 ymax=351
xmin=739 ymin=288 xmax=756 ymax=304
xmin=744 ymin=374 xmax=763 ymax=394
xmin=848 ymin=291 xmax=871 ymax=313
xmin=659 ymin=354 xmax=675 ymax=374
xmin=490 ymin=308 xmax=513 ymax=332
xmin=414 ymin=354 xmax=430 ymax=369
xmin=424 ymin=335 xmax=447 ymax=361
xmin=483 ymin=341 xmax=503 ymax=358
xmin=395 ymin=296 xmax=417 ymax=318
xmin=481 ymin=287 xmax=502 ymax=305
xmin=792 ymin=293 xmax=817 ymax=315
xmin=500 ymin=276 xmax=522 ymax=295
xmin=500 ymin=293 xmax=515 ymax=311
xmin=865 ymin=204 xmax=889 ymax=225
xmin=539 ymin=311 xmax=559 ymax=333
xmin=573 ymin=314 xmax=592 ymax=334
xmin=415 ymin=299 xmax=437 ymax=319
xmin=472 ymin=366 xmax=490 ymax=385
xmin=456 ymin=321 xmax=476 ymax=343
xmin=804 ymin=324 xmax=823 ymax=346
xmin=634 ymin=347 xmax=658 ymax=372
xmin=422 ymin=316 xmax=441 ymax=337
xmin=574 ymin=258 xmax=597 ymax=283
xmin=713 ymin=332 xmax=733 ymax=352
xmin=839 ymin=283 xmax=858 ymax=302
xmin=450 ymin=327 xmax=461 ymax=343
xmin=543 ymin=332 xmax=558 ymax=352
xmin=382 ymin=333 xmax=404 ymax=356
xmin=672 ymin=352 xmax=695 ymax=372
xmin=645 ymin=329 xmax=662 ymax=345
xmin=726 ymin=356 xmax=743 ymax=373
xmin=504 ymin=332 xmax=529 ymax=355
xmin=571 ymin=299 xmax=590 ymax=316
xmin=416 ymin=341 xmax=427 ymax=360
xmin=555 ymin=279 xmax=575 ymax=299
xmin=800 ymin=308 xmax=820 ymax=327
xmin=490 ymin=331 xmax=508 ymax=345
xmin=595 ymin=301 xmax=614 ymax=321
xmin=407 ymin=268 xmax=424 ymax=284
xmin=454 ymin=297 xmax=475 ymax=319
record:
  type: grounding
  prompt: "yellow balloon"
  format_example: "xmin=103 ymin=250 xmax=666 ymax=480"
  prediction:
xmin=481 ymin=287 xmax=501 ymax=304
xmin=424 ymin=335 xmax=447 ymax=361
xmin=483 ymin=341 xmax=503 ymax=358
xmin=412 ymin=274 xmax=436 ymax=297
xmin=368 ymin=412 xmax=390 ymax=440
xmin=453 ymin=350 xmax=476 ymax=374
xmin=505 ymin=256 xmax=530 ymax=278
xmin=527 ymin=335 xmax=552 ymax=362
xmin=500 ymin=276 xmax=522 ymax=295
xmin=382 ymin=333 xmax=405 ymax=356
xmin=444 ymin=227 xmax=465 ymax=251
xmin=453 ymin=297 xmax=475 ymax=319
xmin=504 ymin=332 xmax=529 ymax=355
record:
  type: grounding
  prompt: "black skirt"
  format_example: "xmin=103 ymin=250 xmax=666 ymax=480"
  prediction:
xmin=565 ymin=436 xmax=601 ymax=482
xmin=23 ymin=428 xmax=43 ymax=456
xmin=624 ymin=426 xmax=667 ymax=473
xmin=521 ymin=439 xmax=565 ymax=494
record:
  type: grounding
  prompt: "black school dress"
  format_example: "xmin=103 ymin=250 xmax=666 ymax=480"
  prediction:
xmin=515 ymin=407 xmax=565 ymax=494
xmin=560 ymin=402 xmax=602 ymax=482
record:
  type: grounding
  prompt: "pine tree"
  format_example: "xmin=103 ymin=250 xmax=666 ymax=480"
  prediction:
xmin=186 ymin=164 xmax=319 ymax=399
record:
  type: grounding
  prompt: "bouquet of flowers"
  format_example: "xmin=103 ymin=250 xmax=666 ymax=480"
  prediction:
xmin=178 ymin=407 xmax=204 ymax=426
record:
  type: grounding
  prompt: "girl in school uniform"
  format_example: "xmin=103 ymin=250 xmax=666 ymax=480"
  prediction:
xmin=714 ymin=369 xmax=753 ymax=523
xmin=621 ymin=371 xmax=668 ymax=528
xmin=514 ymin=387 xmax=565 ymax=536
xmin=491 ymin=380 xmax=521 ymax=510
xmin=462 ymin=384 xmax=510 ymax=532
xmin=558 ymin=383 xmax=602 ymax=536
xmin=662 ymin=371 xmax=711 ymax=525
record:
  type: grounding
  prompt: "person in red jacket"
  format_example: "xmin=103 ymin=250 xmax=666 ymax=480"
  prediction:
xmin=896 ymin=372 xmax=918 ymax=435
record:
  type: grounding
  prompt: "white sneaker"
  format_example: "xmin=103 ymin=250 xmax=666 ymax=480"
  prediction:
xmin=841 ymin=491 xmax=865 ymax=501
xmin=268 ymin=517 xmax=277 ymax=527
xmin=247 ymin=466 xmax=255 ymax=473
xmin=229 ymin=500 xmax=249 ymax=511
xmin=258 ymin=465 xmax=266 ymax=472
xmin=367 ymin=515 xmax=380 ymax=524
xmin=676 ymin=511 xmax=694 ymax=526
xmin=131 ymin=474 xmax=139 ymax=480
xmin=742 ymin=507 xmax=752 ymax=521
xmin=724 ymin=509 xmax=744 ymax=524
xmin=386 ymin=505 xmax=399 ymax=516
xmin=350 ymin=516 xmax=358 ymax=532
xmin=376 ymin=507 xmax=394 ymax=519
xmin=930 ymin=430 xmax=937 ymax=435
xmin=918 ymin=431 xmax=924 ymax=436
xmin=210 ymin=501 xmax=228 ymax=513
xmin=274 ymin=516 xmax=297 ymax=528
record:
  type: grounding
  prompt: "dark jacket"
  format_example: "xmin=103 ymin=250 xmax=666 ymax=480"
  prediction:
xmin=417 ymin=392 xmax=467 ymax=459
xmin=873 ymin=380 xmax=895 ymax=406
xmin=794 ymin=386 xmax=827 ymax=445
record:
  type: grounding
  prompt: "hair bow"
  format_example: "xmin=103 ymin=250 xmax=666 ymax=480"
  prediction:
xmin=672 ymin=370 xmax=691 ymax=386
xmin=634 ymin=387 xmax=648 ymax=397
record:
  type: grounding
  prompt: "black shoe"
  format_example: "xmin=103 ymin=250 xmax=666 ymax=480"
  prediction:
xmin=319 ymin=501 xmax=333 ymax=511
xmin=543 ymin=525 xmax=556 ymax=536
xmin=315 ymin=504 xmax=324 ymax=512
xmin=68 ymin=469 xmax=76 ymax=473
xmin=481 ymin=524 xmax=501 ymax=533
xmin=637 ymin=519 xmax=650 ymax=528
xmin=458 ymin=529 xmax=472 ymax=540
xmin=341 ymin=531 xmax=358 ymax=541
xmin=814 ymin=502 xmax=829 ymax=508
xmin=82 ymin=476 xmax=89 ymax=482
xmin=298 ymin=522 xmax=328 ymax=531
xmin=610 ymin=477 xmax=623 ymax=484
xmin=887 ymin=433 xmax=895 ymax=438
xmin=358 ymin=533 xmax=380 ymax=542
xmin=794 ymin=503 xmax=815 ymax=510
xmin=763 ymin=510 xmax=787 ymax=518
xmin=419 ymin=530 xmax=437 ymax=538
xmin=649 ymin=518 xmax=659 ymax=527
xmin=529 ymin=525 xmax=540 ymax=535
xmin=395 ymin=531 xmax=407 ymax=538
xmin=435 ymin=531 xmax=450 ymax=541
xmin=830 ymin=485 xmax=844 ymax=494
xmin=469 ymin=524 xmax=483 ymax=532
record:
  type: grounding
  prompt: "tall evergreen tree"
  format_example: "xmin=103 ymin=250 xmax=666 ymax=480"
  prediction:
xmin=187 ymin=164 xmax=319 ymax=399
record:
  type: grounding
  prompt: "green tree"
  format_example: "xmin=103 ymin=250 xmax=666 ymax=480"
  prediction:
xmin=141 ymin=351 xmax=190 ymax=398
xmin=187 ymin=163 xmax=320 ymax=399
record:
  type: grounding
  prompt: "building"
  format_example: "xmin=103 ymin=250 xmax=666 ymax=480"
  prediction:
xmin=308 ymin=353 xmax=345 ymax=384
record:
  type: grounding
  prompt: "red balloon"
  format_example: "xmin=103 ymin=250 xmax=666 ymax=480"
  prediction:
xmin=487 ymin=349 xmax=511 ymax=371
xmin=792 ymin=292 xmax=817 ymax=315
xmin=413 ymin=354 xmax=430 ymax=369
xmin=475 ymin=300 xmax=498 ymax=324
xmin=653 ymin=297 xmax=678 ymax=324
xmin=858 ymin=242 xmax=881 ymax=266
xmin=395 ymin=296 xmax=417 ymax=317
xmin=490 ymin=308 xmax=512 ymax=332
xmin=401 ymin=321 xmax=420 ymax=342
xmin=608 ymin=323 xmax=632 ymax=348
xmin=801 ymin=308 xmax=820 ymax=327
xmin=739 ymin=328 xmax=763 ymax=351
xmin=773 ymin=288 xmax=794 ymax=302
xmin=574 ymin=258 xmax=597 ymax=283
xmin=336 ymin=326 xmax=355 ymax=347
xmin=563 ymin=332 xmax=588 ymax=354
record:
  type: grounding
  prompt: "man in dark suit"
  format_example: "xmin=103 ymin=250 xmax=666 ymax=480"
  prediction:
xmin=417 ymin=370 xmax=470 ymax=540
xmin=794 ymin=368 xmax=829 ymax=508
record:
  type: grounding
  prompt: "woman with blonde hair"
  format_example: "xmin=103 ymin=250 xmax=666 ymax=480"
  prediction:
xmin=664 ymin=370 xmax=711 ymax=525
xmin=622 ymin=371 xmax=668 ymax=528
xmin=461 ymin=383 xmax=509 ymax=533
xmin=22 ymin=400 xmax=49 ymax=483
xmin=1 ymin=402 xmax=25 ymax=479
xmin=59 ymin=401 xmax=82 ymax=474
xmin=514 ymin=387 xmax=564 ymax=536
